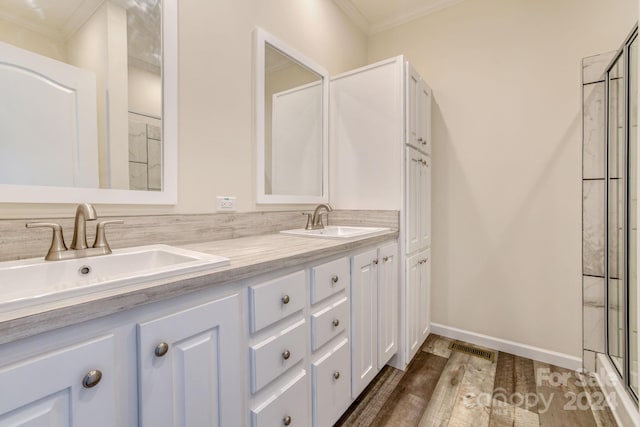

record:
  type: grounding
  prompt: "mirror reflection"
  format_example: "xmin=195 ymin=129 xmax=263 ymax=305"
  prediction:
xmin=264 ymin=44 xmax=323 ymax=196
xmin=0 ymin=0 xmax=162 ymax=191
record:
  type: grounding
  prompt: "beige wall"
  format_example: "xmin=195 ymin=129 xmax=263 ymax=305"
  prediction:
xmin=368 ymin=0 xmax=637 ymax=357
xmin=177 ymin=0 xmax=367 ymax=213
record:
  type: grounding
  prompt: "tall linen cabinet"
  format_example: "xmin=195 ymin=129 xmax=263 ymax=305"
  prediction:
xmin=330 ymin=56 xmax=432 ymax=370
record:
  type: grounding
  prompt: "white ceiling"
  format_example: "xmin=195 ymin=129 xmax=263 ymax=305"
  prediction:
xmin=334 ymin=0 xmax=466 ymax=35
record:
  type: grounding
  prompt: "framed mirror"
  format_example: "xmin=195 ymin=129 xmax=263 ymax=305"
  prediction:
xmin=254 ymin=27 xmax=328 ymax=204
xmin=0 ymin=0 xmax=177 ymax=204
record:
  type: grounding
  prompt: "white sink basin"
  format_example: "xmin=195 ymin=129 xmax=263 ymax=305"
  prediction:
xmin=0 ymin=244 xmax=229 ymax=312
xmin=280 ymin=226 xmax=390 ymax=239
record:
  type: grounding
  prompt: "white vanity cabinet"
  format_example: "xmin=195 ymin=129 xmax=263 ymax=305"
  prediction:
xmin=0 ymin=335 xmax=116 ymax=427
xmin=351 ymin=242 xmax=399 ymax=397
xmin=137 ymin=294 xmax=243 ymax=427
xmin=0 ymin=237 xmax=398 ymax=427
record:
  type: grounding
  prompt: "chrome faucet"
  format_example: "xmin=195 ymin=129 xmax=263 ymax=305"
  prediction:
xmin=304 ymin=203 xmax=333 ymax=230
xmin=26 ymin=203 xmax=123 ymax=261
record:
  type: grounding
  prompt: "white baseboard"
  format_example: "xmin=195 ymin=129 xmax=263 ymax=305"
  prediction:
xmin=430 ymin=323 xmax=582 ymax=371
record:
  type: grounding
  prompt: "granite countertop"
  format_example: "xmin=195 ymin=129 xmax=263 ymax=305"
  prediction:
xmin=0 ymin=230 xmax=398 ymax=345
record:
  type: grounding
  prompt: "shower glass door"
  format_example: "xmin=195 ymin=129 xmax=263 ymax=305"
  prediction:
xmin=606 ymin=27 xmax=638 ymax=400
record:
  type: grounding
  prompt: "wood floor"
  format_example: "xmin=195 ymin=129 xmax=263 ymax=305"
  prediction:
xmin=335 ymin=335 xmax=618 ymax=426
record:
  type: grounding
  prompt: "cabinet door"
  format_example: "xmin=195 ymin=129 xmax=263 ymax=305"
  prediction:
xmin=406 ymin=252 xmax=421 ymax=361
xmin=406 ymin=147 xmax=422 ymax=254
xmin=405 ymin=62 xmax=420 ymax=148
xmin=377 ymin=242 xmax=398 ymax=368
xmin=138 ymin=294 xmax=242 ymax=427
xmin=417 ymin=79 xmax=432 ymax=154
xmin=351 ymin=249 xmax=378 ymax=398
xmin=0 ymin=335 xmax=116 ymax=427
xmin=419 ymin=250 xmax=431 ymax=342
xmin=420 ymin=155 xmax=431 ymax=248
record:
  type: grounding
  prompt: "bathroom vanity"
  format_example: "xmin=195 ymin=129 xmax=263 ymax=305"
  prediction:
xmin=0 ymin=230 xmax=398 ymax=426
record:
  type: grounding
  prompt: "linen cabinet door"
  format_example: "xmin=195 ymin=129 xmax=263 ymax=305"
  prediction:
xmin=377 ymin=242 xmax=398 ymax=368
xmin=419 ymin=154 xmax=431 ymax=248
xmin=417 ymin=79 xmax=432 ymax=154
xmin=137 ymin=293 xmax=242 ymax=427
xmin=406 ymin=252 xmax=421 ymax=361
xmin=406 ymin=147 xmax=422 ymax=254
xmin=0 ymin=335 xmax=116 ymax=427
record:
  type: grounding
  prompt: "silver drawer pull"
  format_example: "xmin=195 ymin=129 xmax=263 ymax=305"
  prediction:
xmin=282 ymin=350 xmax=291 ymax=360
xmin=155 ymin=342 xmax=169 ymax=357
xmin=281 ymin=295 xmax=290 ymax=304
xmin=333 ymin=371 xmax=340 ymax=380
xmin=331 ymin=275 xmax=339 ymax=284
xmin=283 ymin=415 xmax=292 ymax=426
xmin=332 ymin=319 xmax=340 ymax=327
xmin=82 ymin=369 xmax=102 ymax=389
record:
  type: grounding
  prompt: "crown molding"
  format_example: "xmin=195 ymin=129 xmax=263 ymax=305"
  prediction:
xmin=370 ymin=0 xmax=465 ymax=34
xmin=333 ymin=0 xmax=370 ymax=34
xmin=335 ymin=0 xmax=466 ymax=36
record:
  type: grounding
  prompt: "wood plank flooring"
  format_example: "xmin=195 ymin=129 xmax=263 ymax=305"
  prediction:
xmin=335 ymin=335 xmax=618 ymax=426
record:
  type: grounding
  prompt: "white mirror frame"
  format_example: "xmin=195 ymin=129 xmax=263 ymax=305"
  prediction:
xmin=254 ymin=27 xmax=329 ymax=204
xmin=0 ymin=0 xmax=177 ymax=204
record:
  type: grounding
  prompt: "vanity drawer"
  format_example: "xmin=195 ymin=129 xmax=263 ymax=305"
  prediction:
xmin=251 ymin=370 xmax=308 ymax=427
xmin=311 ymin=257 xmax=349 ymax=304
xmin=311 ymin=297 xmax=348 ymax=351
xmin=250 ymin=319 xmax=306 ymax=393
xmin=250 ymin=271 xmax=306 ymax=333
xmin=312 ymin=338 xmax=351 ymax=427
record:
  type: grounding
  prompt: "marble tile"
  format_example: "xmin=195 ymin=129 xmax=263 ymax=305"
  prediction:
xmin=583 ymin=180 xmax=605 ymax=276
xmin=147 ymin=123 xmax=161 ymax=141
xmin=582 ymin=51 xmax=616 ymax=84
xmin=128 ymin=122 xmax=147 ymax=162
xmin=583 ymin=350 xmax=596 ymax=373
xmin=129 ymin=162 xmax=148 ymax=190
xmin=583 ymin=276 xmax=605 ymax=353
xmin=582 ymin=82 xmax=605 ymax=179
xmin=147 ymin=140 xmax=162 ymax=190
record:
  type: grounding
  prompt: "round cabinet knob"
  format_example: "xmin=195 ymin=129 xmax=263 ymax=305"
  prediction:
xmin=155 ymin=342 xmax=170 ymax=357
xmin=331 ymin=275 xmax=339 ymax=284
xmin=373 ymin=259 xmax=379 ymax=265
xmin=283 ymin=415 xmax=292 ymax=426
xmin=383 ymin=256 xmax=389 ymax=262
xmin=282 ymin=350 xmax=291 ymax=360
xmin=418 ymin=137 xmax=423 ymax=142
xmin=282 ymin=295 xmax=290 ymax=305
xmin=333 ymin=371 xmax=341 ymax=380
xmin=82 ymin=369 xmax=102 ymax=389
xmin=332 ymin=319 xmax=340 ymax=327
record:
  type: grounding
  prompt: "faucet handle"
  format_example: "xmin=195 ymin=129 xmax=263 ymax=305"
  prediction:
xmin=26 ymin=222 xmax=68 ymax=260
xmin=93 ymin=220 xmax=124 ymax=251
xmin=302 ymin=213 xmax=313 ymax=230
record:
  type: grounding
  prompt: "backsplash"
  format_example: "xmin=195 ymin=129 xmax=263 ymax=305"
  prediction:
xmin=0 ymin=210 xmax=398 ymax=262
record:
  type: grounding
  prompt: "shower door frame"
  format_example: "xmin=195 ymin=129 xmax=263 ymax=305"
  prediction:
xmin=604 ymin=25 xmax=638 ymax=403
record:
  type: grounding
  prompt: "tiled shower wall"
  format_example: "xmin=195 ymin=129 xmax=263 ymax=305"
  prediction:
xmin=582 ymin=51 xmax=616 ymax=372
